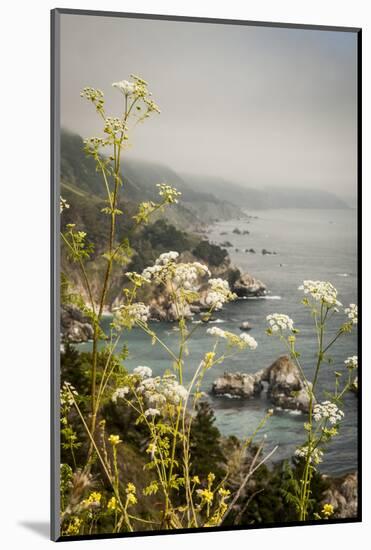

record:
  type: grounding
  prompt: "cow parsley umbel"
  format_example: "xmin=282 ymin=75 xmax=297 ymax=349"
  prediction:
xmin=344 ymin=355 xmax=358 ymax=370
xmin=298 ymin=280 xmax=342 ymax=307
xmin=313 ymin=401 xmax=344 ymax=424
xmin=344 ymin=303 xmax=358 ymax=325
xmin=207 ymin=327 xmax=258 ymax=350
xmin=266 ymin=313 xmax=294 ymax=332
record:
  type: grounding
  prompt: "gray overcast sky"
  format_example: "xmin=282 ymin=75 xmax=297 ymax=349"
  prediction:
xmin=60 ymin=14 xmax=358 ymax=198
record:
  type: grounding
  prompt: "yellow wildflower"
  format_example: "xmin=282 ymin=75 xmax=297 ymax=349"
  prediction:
xmin=197 ymin=488 xmax=214 ymax=505
xmin=125 ymin=483 xmax=137 ymax=506
xmin=108 ymin=434 xmax=122 ymax=446
xmin=322 ymin=503 xmax=334 ymax=517
xmin=126 ymin=492 xmax=138 ymax=506
xmin=83 ymin=491 xmax=101 ymax=507
xmin=207 ymin=472 xmax=215 ymax=485
xmin=203 ymin=351 xmax=216 ymax=369
xmin=65 ymin=516 xmax=82 ymax=535
xmin=192 ymin=475 xmax=200 ymax=484
xmin=126 ymin=482 xmax=136 ymax=494
xmin=107 ymin=496 xmax=117 ymax=511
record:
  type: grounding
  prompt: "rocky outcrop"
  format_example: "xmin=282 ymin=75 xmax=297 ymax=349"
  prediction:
xmin=211 ymin=356 xmax=310 ymax=412
xmin=61 ymin=305 xmax=94 ymax=343
xmin=232 ymin=273 xmax=267 ymax=298
xmin=212 ymin=372 xmax=263 ymax=399
xmin=321 ymin=472 xmax=358 ymax=519
xmin=261 ymin=355 xmax=311 ymax=413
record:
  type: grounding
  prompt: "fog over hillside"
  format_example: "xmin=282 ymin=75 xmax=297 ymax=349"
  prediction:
xmin=62 ymin=129 xmax=348 ymax=211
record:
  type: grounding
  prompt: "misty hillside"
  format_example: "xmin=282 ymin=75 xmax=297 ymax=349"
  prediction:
xmin=181 ymin=174 xmax=349 ymax=210
xmin=60 ymin=129 xmax=243 ymax=228
xmin=61 ymin=129 xmax=348 ymax=225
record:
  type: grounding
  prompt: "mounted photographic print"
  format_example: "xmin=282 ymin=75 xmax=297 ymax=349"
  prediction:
xmin=51 ymin=8 xmax=361 ymax=541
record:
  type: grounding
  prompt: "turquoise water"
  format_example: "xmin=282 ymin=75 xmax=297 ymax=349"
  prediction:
xmin=78 ymin=209 xmax=358 ymax=475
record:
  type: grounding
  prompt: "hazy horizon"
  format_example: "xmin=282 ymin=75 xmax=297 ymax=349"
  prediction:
xmin=60 ymin=14 xmax=358 ymax=201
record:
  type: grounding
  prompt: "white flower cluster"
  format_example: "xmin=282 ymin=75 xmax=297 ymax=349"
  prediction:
xmin=313 ymin=401 xmax=344 ymax=424
xmin=112 ymin=75 xmax=160 ymax=114
xmin=205 ymin=278 xmax=236 ymax=310
xmin=104 ymin=116 xmax=127 ymax=136
xmin=344 ymin=304 xmax=358 ymax=325
xmin=156 ymin=183 xmax=182 ymax=204
xmin=60 ymin=196 xmax=70 ymax=214
xmin=137 ymin=373 xmax=188 ymax=406
xmin=207 ymin=327 xmax=226 ymax=338
xmin=129 ymin=252 xmax=233 ymax=310
xmin=295 ymin=446 xmax=323 ymax=465
xmin=298 ymin=280 xmax=341 ymax=307
xmin=112 ymin=79 xmax=136 ymax=96
xmin=266 ymin=313 xmax=294 ymax=332
xmin=129 ymin=303 xmax=150 ymax=323
xmin=141 ymin=264 xmax=166 ymax=282
xmin=156 ymin=251 xmax=179 ymax=265
xmin=206 ymin=327 xmax=258 ymax=350
xmin=113 ymin=302 xmax=150 ymax=328
xmin=344 ymin=355 xmax=358 ymax=370
xmin=239 ymin=333 xmax=258 ymax=350
xmin=111 ymin=386 xmax=130 ymax=403
xmin=144 ymin=408 xmax=161 ymax=418
xmin=133 ymin=366 xmax=153 ymax=379
xmin=60 ymin=381 xmax=78 ymax=407
xmin=141 ymin=252 xmax=179 ymax=282
xmin=141 ymin=252 xmax=210 ymax=295
xmin=209 ymin=278 xmax=230 ymax=292
xmin=173 ymin=262 xmax=210 ymax=291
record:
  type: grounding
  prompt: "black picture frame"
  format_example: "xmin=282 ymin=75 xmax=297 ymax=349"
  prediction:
xmin=51 ymin=8 xmax=362 ymax=542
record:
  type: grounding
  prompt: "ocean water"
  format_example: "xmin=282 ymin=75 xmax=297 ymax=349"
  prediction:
xmin=78 ymin=209 xmax=358 ymax=476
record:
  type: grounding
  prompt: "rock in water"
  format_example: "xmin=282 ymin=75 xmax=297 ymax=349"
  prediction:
xmin=212 ymin=371 xmax=263 ymax=399
xmin=261 ymin=355 xmax=311 ymax=412
xmin=240 ymin=321 xmax=252 ymax=331
xmin=211 ymin=356 xmax=313 ymax=411
xmin=232 ymin=273 xmax=267 ymax=297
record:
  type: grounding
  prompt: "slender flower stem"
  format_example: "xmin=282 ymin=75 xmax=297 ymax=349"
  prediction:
xmin=299 ymin=303 xmax=325 ymax=521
